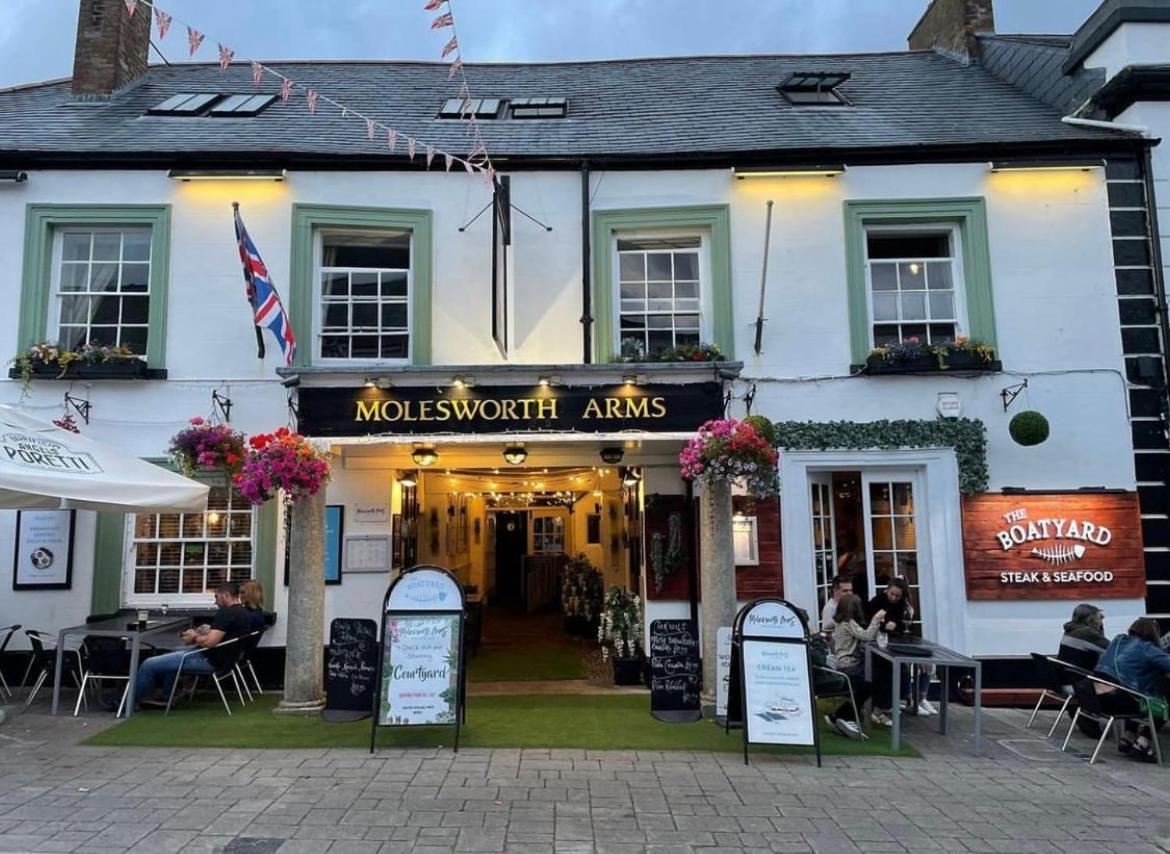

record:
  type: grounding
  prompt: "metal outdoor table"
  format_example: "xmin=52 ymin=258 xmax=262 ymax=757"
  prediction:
xmin=864 ymin=637 xmax=982 ymax=753
xmin=50 ymin=615 xmax=191 ymax=718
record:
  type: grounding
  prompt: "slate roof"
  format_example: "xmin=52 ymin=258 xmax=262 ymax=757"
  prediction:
xmin=979 ymin=34 xmax=1106 ymax=115
xmin=0 ymin=51 xmax=1126 ymax=164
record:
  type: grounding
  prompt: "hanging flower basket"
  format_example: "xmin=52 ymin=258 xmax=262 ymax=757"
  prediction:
xmin=679 ymin=418 xmax=779 ymax=498
xmin=168 ymin=417 xmax=248 ymax=479
xmin=234 ymin=428 xmax=332 ymax=506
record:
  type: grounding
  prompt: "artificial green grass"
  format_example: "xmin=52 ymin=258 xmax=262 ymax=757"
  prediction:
xmin=466 ymin=646 xmax=586 ymax=682
xmin=85 ymin=693 xmax=918 ymax=757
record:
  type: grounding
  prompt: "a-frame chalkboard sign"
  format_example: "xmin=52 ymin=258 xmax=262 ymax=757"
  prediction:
xmin=370 ymin=565 xmax=467 ymax=754
xmin=725 ymin=598 xmax=820 ymax=766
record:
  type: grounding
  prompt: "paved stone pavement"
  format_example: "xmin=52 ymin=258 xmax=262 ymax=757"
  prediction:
xmin=1 ymin=700 xmax=1170 ymax=854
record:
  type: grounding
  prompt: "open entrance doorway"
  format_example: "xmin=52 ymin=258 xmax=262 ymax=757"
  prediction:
xmin=399 ymin=463 xmax=646 ymax=684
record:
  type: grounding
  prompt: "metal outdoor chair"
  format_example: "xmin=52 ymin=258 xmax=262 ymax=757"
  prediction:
xmin=73 ymin=635 xmax=132 ymax=718
xmin=164 ymin=636 xmax=247 ymax=716
xmin=1061 ymin=674 xmax=1164 ymax=766
xmin=1026 ymin=654 xmax=1091 ymax=738
xmin=23 ymin=629 xmax=84 ymax=710
xmin=0 ymin=624 xmax=20 ymax=701
xmin=814 ymin=665 xmax=868 ymax=740
xmin=234 ymin=629 xmax=265 ymax=701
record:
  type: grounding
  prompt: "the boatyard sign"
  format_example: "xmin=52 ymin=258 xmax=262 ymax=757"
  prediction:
xmin=962 ymin=493 xmax=1145 ymax=599
xmin=296 ymin=383 xmax=725 ymax=436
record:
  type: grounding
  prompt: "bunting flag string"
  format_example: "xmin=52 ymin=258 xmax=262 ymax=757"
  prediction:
xmin=130 ymin=0 xmax=491 ymax=180
xmin=431 ymin=12 xmax=454 ymax=29
xmin=441 ymin=35 xmax=459 ymax=59
xmin=124 ymin=0 xmax=139 ymax=17
xmin=186 ymin=26 xmax=204 ymax=57
xmin=425 ymin=0 xmax=495 ymax=177
xmin=154 ymin=7 xmax=171 ymax=39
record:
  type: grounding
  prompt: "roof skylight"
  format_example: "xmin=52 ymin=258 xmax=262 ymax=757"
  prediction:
xmin=439 ymin=98 xmax=502 ymax=119
xmin=147 ymin=93 xmax=223 ymax=115
xmin=209 ymin=94 xmax=277 ymax=117
xmin=778 ymin=72 xmax=852 ymax=106
xmin=511 ymin=97 xmax=567 ymax=119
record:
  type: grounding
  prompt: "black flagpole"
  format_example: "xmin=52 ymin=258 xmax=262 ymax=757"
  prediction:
xmin=232 ymin=201 xmax=266 ymax=360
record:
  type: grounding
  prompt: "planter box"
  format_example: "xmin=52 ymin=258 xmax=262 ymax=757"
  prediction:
xmin=9 ymin=359 xmax=165 ymax=381
xmin=612 ymin=656 xmax=645 ymax=686
xmin=862 ymin=352 xmax=1001 ymax=376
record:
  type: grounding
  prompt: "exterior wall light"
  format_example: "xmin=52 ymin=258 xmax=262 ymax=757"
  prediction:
xmin=599 ymin=447 xmax=624 ymax=465
xmin=538 ymin=375 xmax=560 ymax=387
xmin=167 ymin=168 xmax=287 ymax=181
xmin=987 ymin=159 xmax=1105 ymax=173
xmin=398 ymin=472 xmax=418 ymax=487
xmin=503 ymin=444 xmax=528 ymax=465
xmin=452 ymin=375 xmax=475 ymax=389
xmin=411 ymin=446 xmax=439 ymax=466
xmin=622 ymin=375 xmax=637 ymax=386
xmin=733 ymin=165 xmax=846 ymax=179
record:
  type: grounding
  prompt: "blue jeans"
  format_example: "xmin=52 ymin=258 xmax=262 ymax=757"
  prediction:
xmin=135 ymin=647 xmax=216 ymax=701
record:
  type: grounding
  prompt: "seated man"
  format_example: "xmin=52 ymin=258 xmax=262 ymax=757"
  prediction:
xmin=1058 ymin=603 xmax=1108 ymax=673
xmin=134 ymin=581 xmax=252 ymax=708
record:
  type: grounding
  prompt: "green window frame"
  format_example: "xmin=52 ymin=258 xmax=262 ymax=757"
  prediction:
xmin=18 ymin=204 xmax=172 ymax=368
xmin=592 ymin=205 xmax=734 ymax=362
xmin=289 ymin=204 xmax=434 ymax=368
xmin=843 ymin=197 xmax=996 ymax=364
xmin=92 ymin=466 xmax=278 ymax=614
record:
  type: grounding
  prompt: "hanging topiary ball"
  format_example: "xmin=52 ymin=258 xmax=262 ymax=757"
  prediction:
xmin=1009 ymin=411 xmax=1049 ymax=447
xmin=742 ymin=414 xmax=778 ymax=446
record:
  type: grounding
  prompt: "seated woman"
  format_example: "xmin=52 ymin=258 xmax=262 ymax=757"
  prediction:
xmin=239 ymin=580 xmax=266 ymax=631
xmin=829 ymin=594 xmax=888 ymax=733
xmin=1091 ymin=618 xmax=1170 ymax=763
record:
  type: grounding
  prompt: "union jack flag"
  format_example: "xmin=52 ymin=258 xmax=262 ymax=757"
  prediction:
xmin=233 ymin=205 xmax=297 ymax=365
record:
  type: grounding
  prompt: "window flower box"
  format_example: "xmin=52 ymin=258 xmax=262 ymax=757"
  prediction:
xmin=861 ymin=337 xmax=1000 ymax=376
xmin=9 ymin=359 xmax=155 ymax=381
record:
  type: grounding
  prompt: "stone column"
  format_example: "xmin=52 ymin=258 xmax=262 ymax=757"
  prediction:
xmin=699 ymin=478 xmax=736 ymax=715
xmin=274 ymin=488 xmax=326 ymax=716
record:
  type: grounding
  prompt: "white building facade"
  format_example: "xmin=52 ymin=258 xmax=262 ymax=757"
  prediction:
xmin=1 ymin=0 xmax=1168 ymax=683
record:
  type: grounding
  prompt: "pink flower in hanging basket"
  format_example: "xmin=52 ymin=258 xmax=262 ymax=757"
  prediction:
xmin=679 ymin=418 xmax=778 ymax=498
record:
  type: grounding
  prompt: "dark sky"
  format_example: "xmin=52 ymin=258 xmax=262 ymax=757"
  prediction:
xmin=0 ymin=1 xmax=1103 ymax=89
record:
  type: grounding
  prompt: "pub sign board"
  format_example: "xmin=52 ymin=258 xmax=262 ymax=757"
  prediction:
xmin=296 ymin=383 xmax=725 ymax=437
xmin=962 ymin=493 xmax=1145 ymax=600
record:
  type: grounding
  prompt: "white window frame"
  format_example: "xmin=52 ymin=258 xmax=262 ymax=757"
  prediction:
xmin=733 ymin=515 xmax=759 ymax=566
xmin=531 ymin=513 xmax=566 ymax=554
xmin=122 ymin=485 xmax=257 ymax=608
xmin=311 ymin=227 xmax=413 ymax=365
xmin=611 ymin=228 xmax=711 ymax=360
xmin=863 ymin=223 xmax=967 ymax=348
xmin=48 ymin=226 xmax=153 ymax=353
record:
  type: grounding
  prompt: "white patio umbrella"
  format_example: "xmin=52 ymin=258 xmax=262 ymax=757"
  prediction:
xmin=0 ymin=404 xmax=208 ymax=512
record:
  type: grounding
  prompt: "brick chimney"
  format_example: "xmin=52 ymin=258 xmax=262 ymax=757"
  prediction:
xmin=908 ymin=0 xmax=995 ymax=60
xmin=71 ymin=0 xmax=151 ymax=99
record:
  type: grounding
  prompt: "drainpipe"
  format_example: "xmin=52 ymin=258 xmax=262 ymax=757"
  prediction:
xmin=1061 ymin=115 xmax=1152 ymax=137
xmin=580 ymin=161 xmax=594 ymax=364
xmin=685 ymin=479 xmax=699 ymax=628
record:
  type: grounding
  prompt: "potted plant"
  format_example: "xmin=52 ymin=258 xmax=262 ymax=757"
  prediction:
xmin=234 ymin=428 xmax=332 ymax=506
xmin=10 ymin=342 xmax=150 ymax=387
xmin=561 ymin=554 xmax=604 ymax=636
xmin=169 ymin=417 xmax=248 ymax=479
xmin=863 ymin=336 xmax=1000 ymax=375
xmin=598 ymin=586 xmax=644 ymax=685
xmin=620 ymin=340 xmax=724 ymax=363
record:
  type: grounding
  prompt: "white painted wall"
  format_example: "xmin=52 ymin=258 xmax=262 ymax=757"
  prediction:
xmin=1082 ymin=22 xmax=1170 ymax=81
xmin=0 ymin=161 xmax=1136 ymax=660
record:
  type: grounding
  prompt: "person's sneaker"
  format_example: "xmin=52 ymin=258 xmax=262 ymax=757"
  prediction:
xmin=833 ymin=717 xmax=863 ymax=740
xmin=137 ymin=698 xmax=167 ymax=710
xmin=917 ymin=699 xmax=936 ymax=717
xmin=871 ymin=710 xmax=893 ymax=727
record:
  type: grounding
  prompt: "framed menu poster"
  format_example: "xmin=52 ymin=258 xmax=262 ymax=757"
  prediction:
xmin=13 ymin=510 xmax=75 ymax=590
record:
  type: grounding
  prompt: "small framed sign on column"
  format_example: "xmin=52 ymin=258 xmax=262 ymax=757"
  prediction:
xmin=13 ymin=509 xmax=75 ymax=590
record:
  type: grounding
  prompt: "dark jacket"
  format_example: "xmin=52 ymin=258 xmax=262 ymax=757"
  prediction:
xmin=1096 ymin=633 xmax=1170 ymax=698
xmin=1057 ymin=622 xmax=1108 ymax=673
xmin=867 ymin=592 xmax=911 ymax=634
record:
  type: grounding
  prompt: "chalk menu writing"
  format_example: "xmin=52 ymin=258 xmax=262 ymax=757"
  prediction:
xmin=649 ymin=619 xmax=701 ymax=721
xmin=325 ymin=618 xmax=378 ymax=717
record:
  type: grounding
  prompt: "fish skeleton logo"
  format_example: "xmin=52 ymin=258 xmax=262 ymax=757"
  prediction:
xmin=1031 ymin=543 xmax=1086 ymax=565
